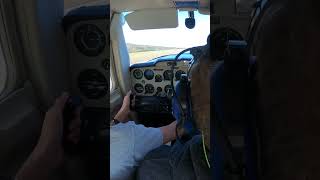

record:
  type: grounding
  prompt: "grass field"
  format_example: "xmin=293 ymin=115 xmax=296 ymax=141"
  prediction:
xmin=129 ymin=49 xmax=184 ymax=64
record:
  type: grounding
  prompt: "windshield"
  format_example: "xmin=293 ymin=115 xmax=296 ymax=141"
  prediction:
xmin=123 ymin=10 xmax=210 ymax=65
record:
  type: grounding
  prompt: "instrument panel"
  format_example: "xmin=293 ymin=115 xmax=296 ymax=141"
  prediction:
xmin=130 ymin=59 xmax=191 ymax=97
xmin=63 ymin=5 xmax=109 ymax=108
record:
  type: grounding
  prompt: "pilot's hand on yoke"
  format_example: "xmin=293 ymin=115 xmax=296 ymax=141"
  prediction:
xmin=38 ymin=92 xmax=81 ymax=163
xmin=15 ymin=92 xmax=81 ymax=180
xmin=114 ymin=91 xmax=132 ymax=123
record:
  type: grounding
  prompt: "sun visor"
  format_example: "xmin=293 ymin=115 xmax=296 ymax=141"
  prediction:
xmin=125 ymin=8 xmax=178 ymax=30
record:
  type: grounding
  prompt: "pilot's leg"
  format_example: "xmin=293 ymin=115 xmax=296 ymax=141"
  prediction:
xmin=136 ymin=145 xmax=171 ymax=180
xmin=137 ymin=136 xmax=211 ymax=180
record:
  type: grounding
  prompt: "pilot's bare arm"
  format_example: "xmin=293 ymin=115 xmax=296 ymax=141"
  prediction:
xmin=114 ymin=91 xmax=131 ymax=123
xmin=116 ymin=91 xmax=177 ymax=144
xmin=160 ymin=121 xmax=177 ymax=144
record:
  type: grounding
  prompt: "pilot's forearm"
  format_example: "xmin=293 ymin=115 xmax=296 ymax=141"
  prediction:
xmin=160 ymin=121 xmax=177 ymax=144
xmin=114 ymin=108 xmax=129 ymax=122
xmin=114 ymin=92 xmax=131 ymax=123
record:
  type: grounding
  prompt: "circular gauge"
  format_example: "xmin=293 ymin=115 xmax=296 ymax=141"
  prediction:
xmin=175 ymin=70 xmax=186 ymax=81
xmin=164 ymin=85 xmax=172 ymax=94
xmin=155 ymin=74 xmax=163 ymax=82
xmin=163 ymin=70 xmax=173 ymax=81
xmin=134 ymin=83 xmax=144 ymax=93
xmin=74 ymin=24 xmax=106 ymax=57
xmin=133 ymin=69 xmax=143 ymax=79
xmin=78 ymin=69 xmax=108 ymax=99
xmin=145 ymin=84 xmax=154 ymax=94
xmin=144 ymin=69 xmax=154 ymax=80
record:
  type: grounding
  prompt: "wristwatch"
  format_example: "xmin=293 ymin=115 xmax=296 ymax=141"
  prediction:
xmin=110 ymin=118 xmax=120 ymax=126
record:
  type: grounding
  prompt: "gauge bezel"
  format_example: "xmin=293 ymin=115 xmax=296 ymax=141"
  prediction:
xmin=145 ymin=84 xmax=155 ymax=94
xmin=163 ymin=70 xmax=173 ymax=81
xmin=133 ymin=69 xmax=143 ymax=79
xmin=144 ymin=69 xmax=154 ymax=80
xmin=74 ymin=24 xmax=106 ymax=57
xmin=155 ymin=74 xmax=163 ymax=82
xmin=134 ymin=83 xmax=144 ymax=93
xmin=77 ymin=69 xmax=108 ymax=99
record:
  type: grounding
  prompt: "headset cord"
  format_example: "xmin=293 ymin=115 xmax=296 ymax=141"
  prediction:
xmin=172 ymin=48 xmax=196 ymax=143
xmin=172 ymin=48 xmax=211 ymax=169
xmin=202 ymin=131 xmax=211 ymax=168
xmin=171 ymin=48 xmax=196 ymax=127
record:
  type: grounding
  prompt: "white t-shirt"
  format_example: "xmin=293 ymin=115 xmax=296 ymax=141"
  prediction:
xmin=110 ymin=121 xmax=163 ymax=180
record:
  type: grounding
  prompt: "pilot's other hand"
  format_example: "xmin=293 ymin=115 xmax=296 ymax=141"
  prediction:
xmin=121 ymin=91 xmax=131 ymax=113
xmin=37 ymin=93 xmax=69 ymax=166
xmin=16 ymin=93 xmax=81 ymax=180
xmin=37 ymin=93 xmax=81 ymax=166
xmin=114 ymin=91 xmax=131 ymax=123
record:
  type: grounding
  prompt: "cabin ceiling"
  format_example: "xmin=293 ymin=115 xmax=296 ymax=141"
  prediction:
xmin=110 ymin=0 xmax=209 ymax=13
xmin=64 ymin=0 xmax=109 ymax=11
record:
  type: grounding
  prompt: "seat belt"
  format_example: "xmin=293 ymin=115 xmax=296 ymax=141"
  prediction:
xmin=212 ymin=61 xmax=245 ymax=180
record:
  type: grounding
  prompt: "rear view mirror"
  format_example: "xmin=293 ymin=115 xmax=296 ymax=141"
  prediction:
xmin=185 ymin=11 xmax=195 ymax=29
xmin=125 ymin=8 xmax=178 ymax=30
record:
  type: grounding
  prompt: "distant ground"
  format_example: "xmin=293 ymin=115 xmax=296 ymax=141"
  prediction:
xmin=127 ymin=43 xmax=183 ymax=64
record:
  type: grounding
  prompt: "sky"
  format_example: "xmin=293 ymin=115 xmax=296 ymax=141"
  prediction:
xmin=123 ymin=11 xmax=210 ymax=48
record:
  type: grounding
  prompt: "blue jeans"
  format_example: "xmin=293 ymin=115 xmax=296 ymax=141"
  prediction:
xmin=137 ymin=135 xmax=211 ymax=180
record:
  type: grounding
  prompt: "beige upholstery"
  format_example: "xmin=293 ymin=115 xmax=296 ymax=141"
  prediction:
xmin=190 ymin=47 xmax=215 ymax=149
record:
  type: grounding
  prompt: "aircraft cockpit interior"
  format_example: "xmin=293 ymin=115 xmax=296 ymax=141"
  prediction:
xmin=3 ymin=0 xmax=319 ymax=179
xmin=110 ymin=0 xmax=210 ymax=129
